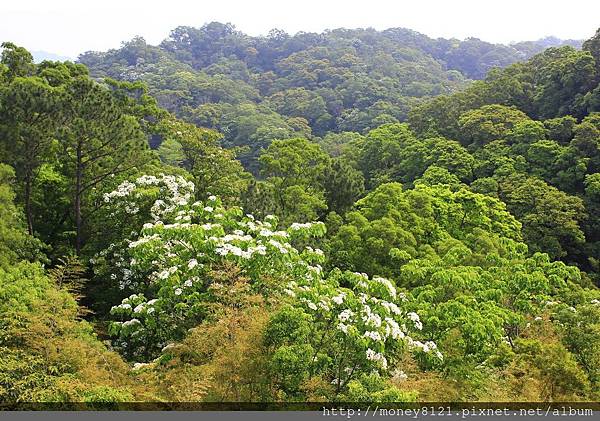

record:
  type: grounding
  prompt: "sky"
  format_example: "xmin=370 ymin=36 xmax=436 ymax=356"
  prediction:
xmin=1 ymin=0 xmax=599 ymax=59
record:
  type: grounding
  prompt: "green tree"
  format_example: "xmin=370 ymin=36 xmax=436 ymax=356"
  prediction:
xmin=458 ymin=105 xmax=530 ymax=146
xmin=256 ymin=137 xmax=330 ymax=225
xmin=0 ymin=42 xmax=35 ymax=80
xmin=323 ymin=158 xmax=365 ymax=215
xmin=499 ymin=175 xmax=586 ymax=260
xmin=0 ymin=164 xmax=45 ymax=269
xmin=327 ymin=182 xmax=522 ymax=280
xmin=157 ymin=118 xmax=251 ymax=203
xmin=59 ymin=77 xmax=152 ymax=254
xmin=0 ymin=76 xmax=61 ymax=234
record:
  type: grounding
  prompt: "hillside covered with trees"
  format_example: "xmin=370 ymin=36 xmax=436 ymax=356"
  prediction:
xmin=79 ymin=23 xmax=581 ymax=170
xmin=0 ymin=23 xmax=599 ymax=407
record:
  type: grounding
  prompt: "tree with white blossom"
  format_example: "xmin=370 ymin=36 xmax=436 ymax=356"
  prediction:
xmin=98 ymin=174 xmax=327 ymax=359
xmin=265 ymin=269 xmax=441 ymax=398
xmin=98 ymin=173 xmax=437 ymax=398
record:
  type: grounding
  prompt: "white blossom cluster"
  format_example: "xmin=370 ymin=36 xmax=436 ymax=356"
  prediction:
xmin=406 ymin=338 xmax=442 ymax=360
xmin=288 ymin=270 xmax=441 ymax=374
xmin=111 ymin=294 xmax=160 ymax=317
xmin=103 ymin=174 xmax=195 ymax=220
xmin=407 ymin=312 xmax=423 ymax=330
xmin=366 ymin=348 xmax=388 ymax=369
xmin=373 ymin=277 xmax=397 ymax=299
xmin=103 ymin=177 xmax=328 ymax=358
xmin=391 ymin=369 xmax=408 ymax=381
xmin=290 ymin=222 xmax=315 ymax=230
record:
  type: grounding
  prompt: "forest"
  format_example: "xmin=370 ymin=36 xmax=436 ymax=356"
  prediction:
xmin=0 ymin=22 xmax=600 ymax=406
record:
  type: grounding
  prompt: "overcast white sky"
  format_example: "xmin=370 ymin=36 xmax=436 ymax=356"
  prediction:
xmin=1 ymin=0 xmax=599 ymax=58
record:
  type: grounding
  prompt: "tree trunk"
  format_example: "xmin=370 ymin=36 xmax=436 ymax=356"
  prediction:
xmin=75 ymin=142 xmax=83 ymax=255
xmin=24 ymin=170 xmax=34 ymax=235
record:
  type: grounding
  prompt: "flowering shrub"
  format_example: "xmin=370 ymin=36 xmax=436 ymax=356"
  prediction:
xmin=99 ymin=173 xmax=437 ymax=398
xmin=265 ymin=269 xmax=441 ymax=397
xmin=99 ymin=174 xmax=327 ymax=359
xmin=91 ymin=173 xmax=196 ymax=292
xmin=102 ymin=174 xmax=196 ymax=219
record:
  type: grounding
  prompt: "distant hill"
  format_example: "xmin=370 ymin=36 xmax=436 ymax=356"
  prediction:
xmin=510 ymin=36 xmax=583 ymax=58
xmin=77 ymin=22 xmax=588 ymax=170
xmin=31 ymin=50 xmax=73 ymax=63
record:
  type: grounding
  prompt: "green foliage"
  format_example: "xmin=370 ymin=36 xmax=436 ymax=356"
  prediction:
xmin=324 ymin=180 xmax=599 ymax=387
xmin=244 ymin=138 xmax=330 ymax=225
xmin=513 ymin=338 xmax=591 ymax=399
xmin=157 ymin=117 xmax=251 ymax=204
xmin=408 ymin=36 xmax=600 ymax=276
xmin=341 ymin=372 xmax=417 ymax=402
xmin=79 ymin=24 xmax=575 ymax=171
xmin=0 ymin=164 xmax=46 ymax=268
xmin=555 ymin=300 xmax=600 ymax=386
xmin=157 ymin=137 xmax=185 ymax=167
xmin=458 ymin=105 xmax=532 ymax=146
xmin=342 ymin=124 xmax=474 ymax=189
xmin=1 ymin=31 xmax=600 ymax=405
xmin=323 ymin=158 xmax=366 ymax=215
xmin=259 ymin=138 xmax=330 ymax=186
xmin=0 ymin=262 xmax=134 ymax=404
xmin=498 ymin=175 xmax=586 ymax=259
xmin=1 ymin=42 xmax=35 ymax=80
xmin=328 ymin=182 xmax=522 ymax=279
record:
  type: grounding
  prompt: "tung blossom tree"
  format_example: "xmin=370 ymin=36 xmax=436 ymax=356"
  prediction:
xmin=97 ymin=174 xmax=440 ymax=396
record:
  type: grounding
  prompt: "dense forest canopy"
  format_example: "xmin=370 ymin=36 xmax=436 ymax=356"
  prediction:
xmin=0 ymin=23 xmax=599 ymax=406
xmin=78 ymin=23 xmax=582 ymax=170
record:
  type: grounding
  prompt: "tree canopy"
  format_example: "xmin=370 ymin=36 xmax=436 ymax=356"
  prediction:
xmin=1 ymin=26 xmax=599 ymax=406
